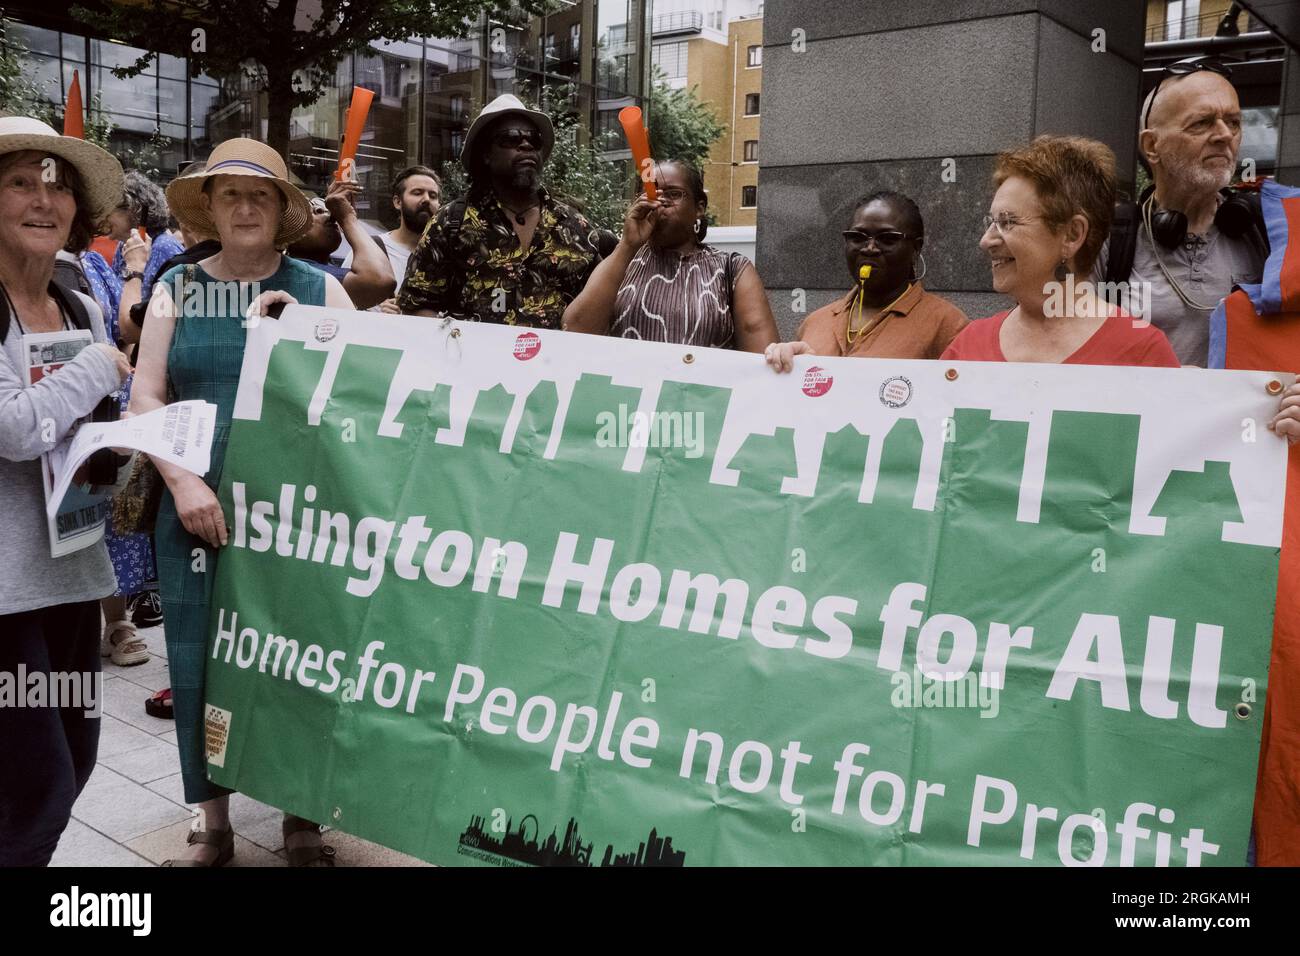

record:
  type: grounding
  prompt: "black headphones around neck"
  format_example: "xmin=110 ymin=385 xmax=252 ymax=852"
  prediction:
xmin=1141 ymin=185 xmax=1261 ymax=249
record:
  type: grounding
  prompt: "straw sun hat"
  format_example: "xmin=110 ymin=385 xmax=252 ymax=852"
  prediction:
xmin=0 ymin=115 xmax=123 ymax=222
xmin=166 ymin=138 xmax=312 ymax=248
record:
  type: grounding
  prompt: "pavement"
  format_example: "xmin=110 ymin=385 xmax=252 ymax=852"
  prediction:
xmin=52 ymin=619 xmax=427 ymax=868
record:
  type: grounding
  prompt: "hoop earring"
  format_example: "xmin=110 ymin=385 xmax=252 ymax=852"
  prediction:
xmin=912 ymin=252 xmax=927 ymax=283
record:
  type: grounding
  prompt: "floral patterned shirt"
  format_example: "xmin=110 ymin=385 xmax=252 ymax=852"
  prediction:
xmin=396 ymin=186 xmax=601 ymax=329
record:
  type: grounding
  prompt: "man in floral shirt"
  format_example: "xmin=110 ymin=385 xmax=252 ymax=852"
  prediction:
xmin=397 ymin=94 xmax=601 ymax=329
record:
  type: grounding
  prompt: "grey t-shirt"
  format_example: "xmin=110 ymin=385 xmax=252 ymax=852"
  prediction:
xmin=1 ymin=290 xmax=124 ymax=615
xmin=1093 ymin=222 xmax=1263 ymax=368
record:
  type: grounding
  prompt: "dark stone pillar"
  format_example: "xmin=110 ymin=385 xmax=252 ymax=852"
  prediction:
xmin=757 ymin=1 xmax=1146 ymax=337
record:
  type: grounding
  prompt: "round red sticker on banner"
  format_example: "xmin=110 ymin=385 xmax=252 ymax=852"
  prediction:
xmin=802 ymin=366 xmax=833 ymax=397
xmin=513 ymin=331 xmax=541 ymax=360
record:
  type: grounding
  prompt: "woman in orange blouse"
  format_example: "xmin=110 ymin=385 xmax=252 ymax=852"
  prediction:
xmin=765 ymin=191 xmax=967 ymax=371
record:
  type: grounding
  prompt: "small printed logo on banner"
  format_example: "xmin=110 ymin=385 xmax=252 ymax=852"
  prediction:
xmin=801 ymin=366 xmax=833 ymax=397
xmin=314 ymin=319 xmax=339 ymax=343
xmin=879 ymin=375 xmax=913 ymax=408
xmin=514 ymin=331 xmax=542 ymax=361
xmin=204 ymin=703 xmax=232 ymax=768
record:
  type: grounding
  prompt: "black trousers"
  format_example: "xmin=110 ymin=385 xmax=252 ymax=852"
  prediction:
xmin=0 ymin=601 xmax=101 ymax=867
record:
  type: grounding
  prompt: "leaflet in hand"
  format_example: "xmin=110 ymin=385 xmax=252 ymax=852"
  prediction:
xmin=45 ymin=400 xmax=218 ymax=521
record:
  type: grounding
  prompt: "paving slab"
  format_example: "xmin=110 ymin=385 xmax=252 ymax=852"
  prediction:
xmin=99 ymin=735 xmax=183 ymax=785
xmin=71 ymin=764 xmax=191 ymax=842
xmin=50 ymin=818 xmax=154 ymax=867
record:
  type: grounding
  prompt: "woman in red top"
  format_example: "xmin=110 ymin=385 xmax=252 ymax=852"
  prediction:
xmin=942 ymin=135 xmax=1179 ymax=368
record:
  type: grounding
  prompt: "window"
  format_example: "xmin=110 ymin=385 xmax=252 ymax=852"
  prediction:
xmin=450 ymin=94 xmax=464 ymax=121
xmin=744 ymin=93 xmax=759 ymax=115
xmin=741 ymin=185 xmax=757 ymax=208
xmin=747 ymin=45 xmax=761 ymax=68
xmin=1164 ymin=0 xmax=1200 ymax=40
xmin=743 ymin=140 xmax=758 ymax=162
xmin=652 ymin=41 xmax=688 ymax=81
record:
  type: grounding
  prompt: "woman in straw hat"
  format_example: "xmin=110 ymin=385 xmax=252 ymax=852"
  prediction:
xmin=0 ymin=116 xmax=133 ymax=865
xmin=130 ymin=137 xmax=350 ymax=866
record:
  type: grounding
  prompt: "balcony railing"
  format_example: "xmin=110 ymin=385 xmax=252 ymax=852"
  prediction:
xmin=1145 ymin=7 xmax=1247 ymax=43
xmin=652 ymin=11 xmax=703 ymax=37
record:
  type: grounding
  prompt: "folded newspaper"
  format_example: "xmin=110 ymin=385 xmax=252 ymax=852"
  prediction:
xmin=45 ymin=399 xmax=217 ymax=523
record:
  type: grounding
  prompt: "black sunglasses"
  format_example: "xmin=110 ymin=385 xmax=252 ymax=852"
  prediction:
xmin=841 ymin=229 xmax=913 ymax=250
xmin=1142 ymin=55 xmax=1236 ymax=129
xmin=493 ymin=128 xmax=543 ymax=150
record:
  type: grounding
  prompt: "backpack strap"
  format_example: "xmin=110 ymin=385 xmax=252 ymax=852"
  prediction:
xmin=53 ymin=255 xmax=93 ymax=299
xmin=1104 ymin=198 xmax=1141 ymax=298
xmin=445 ymin=198 xmax=468 ymax=243
xmin=1 ymin=279 xmax=93 ymax=343
xmin=1234 ymin=189 xmax=1270 ymax=263
xmin=48 ymin=280 xmax=93 ymax=332
xmin=437 ymin=198 xmax=470 ymax=314
xmin=372 ymin=233 xmax=388 ymax=253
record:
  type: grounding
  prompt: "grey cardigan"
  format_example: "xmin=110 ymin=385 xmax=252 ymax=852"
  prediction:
xmin=0 ymin=288 xmax=126 ymax=615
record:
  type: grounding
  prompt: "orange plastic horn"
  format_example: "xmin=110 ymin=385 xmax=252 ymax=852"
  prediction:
xmin=618 ymin=106 xmax=656 ymax=201
xmin=336 ymin=86 xmax=375 ymax=181
xmin=64 ymin=70 xmax=84 ymax=140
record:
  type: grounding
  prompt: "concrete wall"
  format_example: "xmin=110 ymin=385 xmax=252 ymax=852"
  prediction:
xmin=1280 ymin=51 xmax=1300 ymax=186
xmin=756 ymin=1 xmax=1145 ymax=338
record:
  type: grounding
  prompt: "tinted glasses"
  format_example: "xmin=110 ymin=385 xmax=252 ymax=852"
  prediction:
xmin=841 ymin=229 xmax=912 ymax=251
xmin=493 ymin=128 xmax=543 ymax=150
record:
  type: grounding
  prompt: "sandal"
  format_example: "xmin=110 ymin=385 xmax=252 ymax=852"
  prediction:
xmin=162 ymin=825 xmax=235 ymax=867
xmin=145 ymin=688 xmax=174 ymax=720
xmin=101 ymin=619 xmax=149 ymax=667
xmin=283 ymin=816 xmax=336 ymax=867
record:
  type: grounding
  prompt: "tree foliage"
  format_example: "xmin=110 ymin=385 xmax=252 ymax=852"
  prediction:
xmin=646 ymin=68 xmax=726 ymax=172
xmin=71 ymin=0 xmax=552 ymax=158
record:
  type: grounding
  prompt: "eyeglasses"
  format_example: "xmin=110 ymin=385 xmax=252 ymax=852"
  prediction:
xmin=1142 ymin=55 xmax=1236 ymax=129
xmin=493 ymin=128 xmax=543 ymax=149
xmin=656 ymin=187 xmax=691 ymax=204
xmin=840 ymin=229 xmax=912 ymax=250
xmin=981 ymin=213 xmax=1042 ymax=238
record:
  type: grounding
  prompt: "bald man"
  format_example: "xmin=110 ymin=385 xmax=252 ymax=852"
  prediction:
xmin=1093 ymin=62 xmax=1265 ymax=367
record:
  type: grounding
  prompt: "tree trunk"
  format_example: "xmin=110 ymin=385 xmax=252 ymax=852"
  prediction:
xmin=264 ymin=67 xmax=295 ymax=161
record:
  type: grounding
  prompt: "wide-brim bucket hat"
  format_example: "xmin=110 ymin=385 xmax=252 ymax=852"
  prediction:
xmin=166 ymin=137 xmax=312 ymax=248
xmin=0 ymin=116 xmax=124 ymax=222
xmin=460 ymin=94 xmax=555 ymax=170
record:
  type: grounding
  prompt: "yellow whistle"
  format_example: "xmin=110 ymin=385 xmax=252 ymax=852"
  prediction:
xmin=859 ymin=265 xmax=873 ymax=280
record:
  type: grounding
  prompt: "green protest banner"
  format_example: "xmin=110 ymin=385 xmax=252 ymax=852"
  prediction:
xmin=203 ymin=307 xmax=1288 ymax=866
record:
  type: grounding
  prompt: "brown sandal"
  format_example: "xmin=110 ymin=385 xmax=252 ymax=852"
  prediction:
xmin=162 ymin=825 xmax=234 ymax=867
xmin=283 ymin=816 xmax=336 ymax=867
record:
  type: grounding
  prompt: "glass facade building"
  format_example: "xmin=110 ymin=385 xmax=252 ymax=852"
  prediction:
xmin=2 ymin=1 xmax=652 ymax=231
